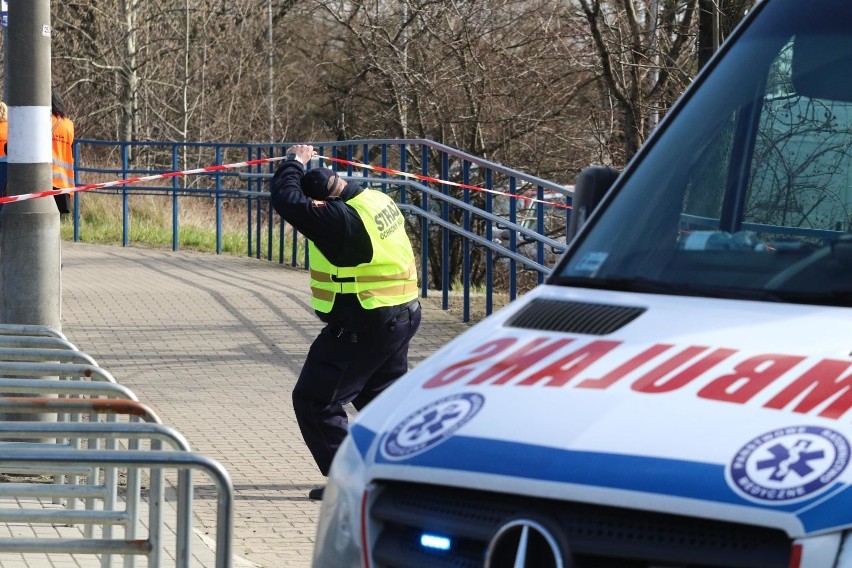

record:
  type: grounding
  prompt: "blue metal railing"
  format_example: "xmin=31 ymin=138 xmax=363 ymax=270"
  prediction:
xmin=71 ymin=138 xmax=573 ymax=322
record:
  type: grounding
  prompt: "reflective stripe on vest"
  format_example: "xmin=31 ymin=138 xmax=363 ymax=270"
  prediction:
xmin=309 ymin=190 xmax=417 ymax=313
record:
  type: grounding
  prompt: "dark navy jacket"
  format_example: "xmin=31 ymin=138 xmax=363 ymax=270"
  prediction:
xmin=269 ymin=159 xmax=408 ymax=331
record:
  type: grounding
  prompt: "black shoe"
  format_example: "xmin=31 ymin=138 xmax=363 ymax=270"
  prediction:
xmin=308 ymin=486 xmax=325 ymax=501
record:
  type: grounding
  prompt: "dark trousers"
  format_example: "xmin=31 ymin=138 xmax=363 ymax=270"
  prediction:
xmin=292 ymin=304 xmax=421 ymax=475
xmin=53 ymin=190 xmax=72 ymax=214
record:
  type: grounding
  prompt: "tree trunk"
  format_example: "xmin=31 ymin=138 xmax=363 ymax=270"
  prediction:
xmin=697 ymin=0 xmax=718 ymax=69
xmin=120 ymin=0 xmax=139 ymax=162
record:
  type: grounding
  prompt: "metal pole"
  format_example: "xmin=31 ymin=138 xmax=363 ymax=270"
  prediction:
xmin=0 ymin=0 xmax=59 ymax=423
xmin=400 ymin=0 xmax=409 ymax=137
xmin=648 ymin=0 xmax=660 ymax=129
xmin=713 ymin=0 xmax=721 ymax=52
xmin=0 ymin=0 xmax=58 ymax=326
xmin=267 ymin=0 xmax=274 ymax=142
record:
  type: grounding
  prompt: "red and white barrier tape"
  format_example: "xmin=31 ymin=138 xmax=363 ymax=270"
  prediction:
xmin=0 ymin=156 xmax=288 ymax=206
xmin=0 ymin=154 xmax=571 ymax=209
xmin=317 ymin=155 xmax=572 ymax=210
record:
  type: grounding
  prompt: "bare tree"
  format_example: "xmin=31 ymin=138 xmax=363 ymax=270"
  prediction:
xmin=576 ymin=0 xmax=700 ymax=161
xmin=51 ymin=0 xmax=313 ymax=148
xmin=308 ymin=0 xmax=593 ymax=178
xmin=43 ymin=0 xmax=757 ymax=198
xmin=303 ymin=0 xmax=596 ymax=287
xmin=698 ymin=0 xmax=756 ymax=68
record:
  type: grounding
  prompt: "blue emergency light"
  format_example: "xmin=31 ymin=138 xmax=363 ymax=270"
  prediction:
xmin=419 ymin=533 xmax=451 ymax=551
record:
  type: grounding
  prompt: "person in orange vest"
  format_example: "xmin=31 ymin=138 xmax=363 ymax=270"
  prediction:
xmin=0 ymin=102 xmax=7 ymax=159
xmin=0 ymin=102 xmax=7 ymax=210
xmin=51 ymin=92 xmax=75 ymax=214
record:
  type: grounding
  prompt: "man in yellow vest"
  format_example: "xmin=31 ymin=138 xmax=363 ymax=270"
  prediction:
xmin=270 ymin=144 xmax=420 ymax=500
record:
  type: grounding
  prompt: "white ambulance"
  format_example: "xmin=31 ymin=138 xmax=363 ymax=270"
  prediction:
xmin=313 ymin=1 xmax=852 ymax=566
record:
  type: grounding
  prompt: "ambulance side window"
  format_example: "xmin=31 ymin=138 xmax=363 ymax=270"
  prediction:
xmin=680 ymin=115 xmax=736 ymax=232
xmin=744 ymin=38 xmax=852 ymax=240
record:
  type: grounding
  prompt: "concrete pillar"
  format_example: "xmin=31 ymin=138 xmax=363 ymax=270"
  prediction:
xmin=0 ymin=0 xmax=58 ymax=426
xmin=0 ymin=0 xmax=59 ymax=329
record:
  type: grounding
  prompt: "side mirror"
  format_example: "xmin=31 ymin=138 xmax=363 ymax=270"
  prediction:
xmin=567 ymin=166 xmax=620 ymax=241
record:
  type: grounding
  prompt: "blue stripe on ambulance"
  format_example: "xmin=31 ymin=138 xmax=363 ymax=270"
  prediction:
xmin=353 ymin=424 xmax=852 ymax=535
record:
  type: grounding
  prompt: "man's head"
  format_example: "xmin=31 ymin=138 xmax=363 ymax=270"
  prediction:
xmin=301 ymin=168 xmax=345 ymax=201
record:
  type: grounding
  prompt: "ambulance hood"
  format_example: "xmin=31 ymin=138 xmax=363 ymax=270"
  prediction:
xmin=350 ymin=286 xmax=852 ymax=537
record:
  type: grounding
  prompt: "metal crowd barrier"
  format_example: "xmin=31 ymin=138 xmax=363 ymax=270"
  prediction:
xmin=0 ymin=323 xmax=234 ymax=568
xmin=0 ymin=450 xmax=233 ymax=568
xmin=0 ymin=324 xmax=69 ymax=339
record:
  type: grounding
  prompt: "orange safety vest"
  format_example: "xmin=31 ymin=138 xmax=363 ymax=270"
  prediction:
xmin=51 ymin=115 xmax=75 ymax=189
xmin=0 ymin=120 xmax=7 ymax=158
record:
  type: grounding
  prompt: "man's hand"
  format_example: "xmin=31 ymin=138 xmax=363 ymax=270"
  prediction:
xmin=286 ymin=144 xmax=316 ymax=165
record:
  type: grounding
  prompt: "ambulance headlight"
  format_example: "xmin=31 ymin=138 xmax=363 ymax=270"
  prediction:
xmin=312 ymin=435 xmax=368 ymax=568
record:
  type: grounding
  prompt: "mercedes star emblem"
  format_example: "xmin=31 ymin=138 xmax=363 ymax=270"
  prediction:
xmin=484 ymin=518 xmax=565 ymax=568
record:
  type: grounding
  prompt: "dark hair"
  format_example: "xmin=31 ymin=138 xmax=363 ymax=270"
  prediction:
xmin=51 ymin=92 xmax=67 ymax=118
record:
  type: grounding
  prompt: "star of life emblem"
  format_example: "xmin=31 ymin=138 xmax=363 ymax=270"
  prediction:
xmin=381 ymin=392 xmax=484 ymax=460
xmin=727 ymin=426 xmax=850 ymax=504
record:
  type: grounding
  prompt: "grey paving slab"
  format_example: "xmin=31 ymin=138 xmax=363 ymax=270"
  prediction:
xmin=53 ymin=241 xmax=472 ymax=568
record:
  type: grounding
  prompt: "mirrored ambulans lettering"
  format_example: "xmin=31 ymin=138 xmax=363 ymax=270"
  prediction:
xmin=764 ymin=359 xmax=852 ymax=420
xmin=515 ymin=340 xmax=620 ymax=387
xmin=630 ymin=346 xmax=711 ymax=393
xmin=697 ymin=354 xmax=806 ymax=403
xmin=466 ymin=337 xmax=574 ymax=385
xmin=577 ymin=343 xmax=673 ymax=389
xmin=420 ymin=335 xmax=852 ymax=420
xmin=421 ymin=338 xmax=519 ymax=388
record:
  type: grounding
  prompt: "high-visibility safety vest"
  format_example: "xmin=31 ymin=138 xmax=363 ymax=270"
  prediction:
xmin=51 ymin=116 xmax=75 ymax=189
xmin=0 ymin=120 xmax=7 ymax=158
xmin=309 ymin=190 xmax=418 ymax=313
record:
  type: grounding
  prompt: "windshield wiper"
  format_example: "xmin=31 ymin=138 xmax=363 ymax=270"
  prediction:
xmin=757 ymin=288 xmax=852 ymax=307
xmin=554 ymin=276 xmax=737 ymax=298
xmin=556 ymin=276 xmax=852 ymax=307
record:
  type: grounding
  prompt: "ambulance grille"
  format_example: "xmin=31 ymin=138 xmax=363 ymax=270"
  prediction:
xmin=505 ymin=299 xmax=644 ymax=335
xmin=369 ymin=481 xmax=792 ymax=568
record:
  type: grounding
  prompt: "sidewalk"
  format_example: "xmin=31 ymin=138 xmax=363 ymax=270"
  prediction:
xmin=56 ymin=241 xmax=472 ymax=568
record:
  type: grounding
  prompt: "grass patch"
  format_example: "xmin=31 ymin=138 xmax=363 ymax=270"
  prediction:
xmin=61 ymin=192 xmax=305 ymax=261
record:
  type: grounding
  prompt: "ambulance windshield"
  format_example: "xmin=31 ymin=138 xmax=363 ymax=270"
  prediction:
xmin=553 ymin=0 xmax=852 ymax=307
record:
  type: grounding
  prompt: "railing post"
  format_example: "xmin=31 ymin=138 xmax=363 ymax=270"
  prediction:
xmin=215 ymin=146 xmax=223 ymax=254
xmin=246 ymin=197 xmax=252 ymax=257
xmin=362 ymin=143 xmax=369 ymax=180
xmin=278 ymin=216 xmax=285 ymax=265
xmin=536 ymin=185 xmax=545 ymax=285
xmin=243 ymin=146 xmax=253 ymax=258
xmin=73 ymin=142 xmax=80 ymax=242
xmin=441 ymin=151 xmax=450 ymax=311
xmin=463 ymin=161 xmax=472 ymax=323
xmin=254 ymin=147 xmax=262 ymax=260
xmin=485 ymin=168 xmax=494 ymax=316
xmin=266 ymin=146 xmax=274 ymax=262
xmin=381 ymin=145 xmax=389 ymax=193
xmin=509 ymin=177 xmax=518 ymax=300
xmin=399 ymin=143 xmax=407 ymax=205
xmin=255 ymin=198 xmax=262 ymax=260
xmin=420 ymin=145 xmax=429 ymax=299
xmin=171 ymin=145 xmax=179 ymax=252
xmin=122 ymin=144 xmax=129 ymax=247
